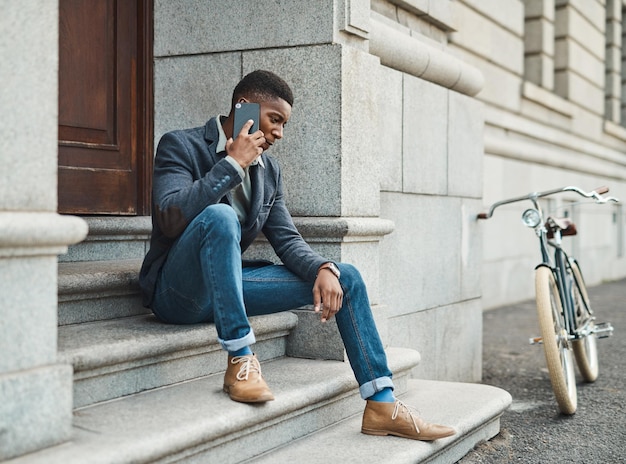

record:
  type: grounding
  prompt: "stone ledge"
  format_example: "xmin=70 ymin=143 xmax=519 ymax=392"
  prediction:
xmin=0 ymin=212 xmax=87 ymax=258
xmin=484 ymin=133 xmax=626 ymax=180
xmin=603 ymin=119 xmax=626 ymax=142
xmin=522 ymin=80 xmax=574 ymax=117
xmin=81 ymin=216 xmax=152 ymax=236
xmin=293 ymin=216 xmax=395 ymax=242
xmin=370 ymin=12 xmax=483 ymax=96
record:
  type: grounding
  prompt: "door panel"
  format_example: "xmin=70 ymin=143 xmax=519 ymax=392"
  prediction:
xmin=58 ymin=0 xmax=152 ymax=215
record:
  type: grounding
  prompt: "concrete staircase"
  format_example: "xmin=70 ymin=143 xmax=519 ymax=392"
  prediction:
xmin=7 ymin=218 xmax=511 ymax=463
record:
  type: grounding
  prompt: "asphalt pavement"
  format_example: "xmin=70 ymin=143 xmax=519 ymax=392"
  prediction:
xmin=458 ymin=278 xmax=626 ymax=463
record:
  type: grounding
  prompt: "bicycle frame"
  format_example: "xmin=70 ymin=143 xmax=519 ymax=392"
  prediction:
xmin=528 ymin=196 xmax=580 ymax=338
xmin=549 ymin=242 xmax=576 ymax=336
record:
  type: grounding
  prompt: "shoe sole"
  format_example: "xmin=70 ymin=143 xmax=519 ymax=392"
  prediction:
xmin=223 ymin=385 xmax=275 ymax=403
xmin=361 ymin=427 xmax=454 ymax=441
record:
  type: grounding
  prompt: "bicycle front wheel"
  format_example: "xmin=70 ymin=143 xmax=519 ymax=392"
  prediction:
xmin=570 ymin=261 xmax=599 ymax=382
xmin=535 ymin=266 xmax=577 ymax=414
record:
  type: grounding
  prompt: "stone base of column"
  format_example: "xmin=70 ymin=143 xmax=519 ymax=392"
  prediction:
xmin=0 ymin=212 xmax=87 ymax=460
xmin=0 ymin=364 xmax=74 ymax=461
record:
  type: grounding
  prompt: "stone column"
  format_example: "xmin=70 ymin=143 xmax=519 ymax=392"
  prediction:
xmin=0 ymin=1 xmax=88 ymax=460
xmin=523 ymin=0 xmax=556 ymax=89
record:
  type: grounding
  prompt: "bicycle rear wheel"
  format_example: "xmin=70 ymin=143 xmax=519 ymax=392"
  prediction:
xmin=535 ymin=266 xmax=577 ymax=414
xmin=569 ymin=261 xmax=599 ymax=382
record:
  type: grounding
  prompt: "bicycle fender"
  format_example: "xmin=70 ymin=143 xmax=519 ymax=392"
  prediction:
xmin=534 ymin=263 xmax=553 ymax=271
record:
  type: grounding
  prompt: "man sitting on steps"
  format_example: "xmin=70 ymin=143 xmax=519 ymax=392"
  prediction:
xmin=139 ymin=69 xmax=455 ymax=441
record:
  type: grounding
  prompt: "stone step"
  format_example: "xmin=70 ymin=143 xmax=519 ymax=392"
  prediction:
xmin=59 ymin=216 xmax=151 ymax=263
xmin=247 ymin=379 xmax=512 ymax=464
xmin=58 ymin=258 xmax=149 ymax=325
xmin=6 ymin=348 xmax=421 ymax=464
xmin=58 ymin=312 xmax=298 ymax=408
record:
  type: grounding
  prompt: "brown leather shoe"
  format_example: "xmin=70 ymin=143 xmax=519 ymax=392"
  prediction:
xmin=223 ymin=354 xmax=275 ymax=403
xmin=361 ymin=399 xmax=455 ymax=441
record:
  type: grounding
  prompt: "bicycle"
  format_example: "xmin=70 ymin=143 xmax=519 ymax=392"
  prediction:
xmin=477 ymin=186 xmax=620 ymax=414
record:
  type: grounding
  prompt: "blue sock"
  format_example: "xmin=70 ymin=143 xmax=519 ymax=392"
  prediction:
xmin=368 ymin=387 xmax=395 ymax=403
xmin=229 ymin=346 xmax=252 ymax=357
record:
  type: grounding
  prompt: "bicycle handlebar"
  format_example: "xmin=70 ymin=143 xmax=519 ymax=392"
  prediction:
xmin=477 ymin=186 xmax=620 ymax=220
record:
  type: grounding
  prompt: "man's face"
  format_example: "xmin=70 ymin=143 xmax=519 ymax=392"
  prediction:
xmin=258 ymin=97 xmax=291 ymax=151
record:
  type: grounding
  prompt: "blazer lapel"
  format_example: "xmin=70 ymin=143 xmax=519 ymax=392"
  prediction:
xmin=204 ymin=118 xmax=224 ymax=164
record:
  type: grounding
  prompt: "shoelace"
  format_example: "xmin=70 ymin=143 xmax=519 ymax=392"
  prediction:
xmin=392 ymin=399 xmax=420 ymax=433
xmin=231 ymin=355 xmax=262 ymax=381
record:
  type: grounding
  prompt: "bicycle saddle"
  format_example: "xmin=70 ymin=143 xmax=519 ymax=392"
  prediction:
xmin=546 ymin=216 xmax=577 ymax=238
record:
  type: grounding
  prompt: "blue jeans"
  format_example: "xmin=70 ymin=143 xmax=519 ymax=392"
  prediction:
xmin=152 ymin=204 xmax=394 ymax=399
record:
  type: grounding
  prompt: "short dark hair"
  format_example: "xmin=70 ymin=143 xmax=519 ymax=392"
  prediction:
xmin=232 ymin=70 xmax=294 ymax=107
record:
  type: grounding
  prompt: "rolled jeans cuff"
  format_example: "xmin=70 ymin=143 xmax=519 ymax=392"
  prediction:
xmin=359 ymin=376 xmax=395 ymax=400
xmin=219 ymin=328 xmax=256 ymax=353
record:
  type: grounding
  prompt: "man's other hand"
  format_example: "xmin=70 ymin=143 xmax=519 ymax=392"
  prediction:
xmin=313 ymin=270 xmax=343 ymax=323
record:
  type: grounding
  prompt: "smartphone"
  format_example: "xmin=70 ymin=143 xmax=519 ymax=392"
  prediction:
xmin=233 ymin=102 xmax=260 ymax=139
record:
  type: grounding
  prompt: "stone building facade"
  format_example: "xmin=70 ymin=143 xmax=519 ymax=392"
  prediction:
xmin=1 ymin=0 xmax=624 ymax=461
xmin=461 ymin=0 xmax=626 ymax=308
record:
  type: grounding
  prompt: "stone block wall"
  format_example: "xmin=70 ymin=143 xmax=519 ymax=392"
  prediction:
xmin=377 ymin=78 xmax=484 ymax=381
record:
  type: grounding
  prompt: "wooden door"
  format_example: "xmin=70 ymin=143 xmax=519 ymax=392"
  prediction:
xmin=58 ymin=0 xmax=152 ymax=215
